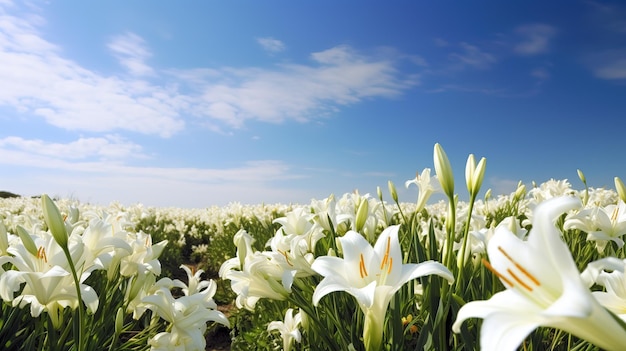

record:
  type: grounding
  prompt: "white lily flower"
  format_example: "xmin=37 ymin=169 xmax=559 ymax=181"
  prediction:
xmin=565 ymin=200 xmax=626 ymax=252
xmin=405 ymin=168 xmax=441 ymax=213
xmin=267 ymin=308 xmax=302 ymax=351
xmin=581 ymin=257 xmax=626 ymax=320
xmin=141 ymin=286 xmax=229 ymax=351
xmin=219 ymin=230 xmax=292 ymax=310
xmin=0 ymin=229 xmax=98 ymax=327
xmin=311 ymin=225 xmax=454 ymax=351
xmin=78 ymin=218 xmax=132 ymax=272
xmin=453 ymin=196 xmax=626 ymax=351
xmin=120 ymin=231 xmax=167 ymax=277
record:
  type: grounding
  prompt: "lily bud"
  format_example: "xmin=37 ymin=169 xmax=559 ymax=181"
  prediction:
xmin=577 ymin=169 xmax=587 ymax=185
xmin=465 ymin=154 xmax=476 ymax=194
xmin=115 ymin=307 xmax=124 ymax=336
xmin=615 ymin=177 xmax=626 ymax=204
xmin=514 ymin=182 xmax=526 ymax=200
xmin=16 ymin=225 xmax=38 ymax=256
xmin=484 ymin=188 xmax=492 ymax=201
xmin=465 ymin=154 xmax=486 ymax=196
xmin=355 ymin=198 xmax=369 ymax=234
xmin=41 ymin=194 xmax=69 ymax=249
xmin=578 ymin=170 xmax=589 ymax=205
xmin=387 ymin=180 xmax=399 ymax=203
xmin=433 ymin=143 xmax=455 ymax=199
xmin=376 ymin=186 xmax=383 ymax=202
xmin=0 ymin=220 xmax=8 ymax=255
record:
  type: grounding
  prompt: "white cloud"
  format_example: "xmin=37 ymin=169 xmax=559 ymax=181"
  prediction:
xmin=176 ymin=45 xmax=415 ymax=128
xmin=586 ymin=49 xmax=626 ymax=80
xmin=0 ymin=6 xmax=185 ymax=137
xmin=256 ymin=37 xmax=286 ymax=53
xmin=0 ymin=4 xmax=414 ymax=136
xmin=513 ymin=24 xmax=556 ymax=56
xmin=108 ymin=32 xmax=154 ymax=76
xmin=433 ymin=38 xmax=449 ymax=47
xmin=0 ymin=142 xmax=309 ymax=206
xmin=531 ymin=67 xmax=550 ymax=80
xmin=488 ymin=177 xmax=520 ymax=196
xmin=0 ymin=135 xmax=146 ymax=160
xmin=587 ymin=1 xmax=626 ymax=33
xmin=449 ymin=42 xmax=496 ymax=69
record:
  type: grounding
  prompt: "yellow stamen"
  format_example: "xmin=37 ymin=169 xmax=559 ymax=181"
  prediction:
xmin=37 ymin=246 xmax=48 ymax=263
xmin=612 ymin=206 xmax=619 ymax=223
xmin=359 ymin=253 xmax=368 ymax=278
xmin=482 ymin=258 xmax=514 ymax=287
xmin=380 ymin=236 xmax=391 ymax=270
xmin=498 ymin=246 xmax=540 ymax=286
xmin=278 ymin=249 xmax=294 ymax=267
xmin=507 ymin=268 xmax=533 ymax=292
xmin=388 ymin=257 xmax=393 ymax=274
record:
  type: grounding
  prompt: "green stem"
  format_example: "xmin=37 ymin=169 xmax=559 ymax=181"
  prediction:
xmin=62 ymin=246 xmax=84 ymax=351
xmin=455 ymin=193 xmax=477 ymax=293
xmin=443 ymin=200 xmax=457 ymax=270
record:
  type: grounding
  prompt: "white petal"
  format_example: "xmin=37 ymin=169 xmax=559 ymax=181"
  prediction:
xmin=480 ymin=313 xmax=540 ymax=351
xmin=454 ymin=290 xmax=541 ymax=351
xmin=527 ymin=196 xmax=581 ymax=278
xmin=81 ymin=284 xmax=99 ymax=314
xmin=396 ymin=261 xmax=453 ymax=291
xmin=339 ymin=231 xmax=376 ymax=268
xmin=312 ymin=276 xmax=350 ymax=306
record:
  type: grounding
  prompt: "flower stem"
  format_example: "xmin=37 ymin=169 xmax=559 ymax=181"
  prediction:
xmin=61 ymin=246 xmax=84 ymax=351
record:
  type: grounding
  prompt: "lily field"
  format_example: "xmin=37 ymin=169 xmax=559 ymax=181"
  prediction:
xmin=2 ymin=144 xmax=626 ymax=351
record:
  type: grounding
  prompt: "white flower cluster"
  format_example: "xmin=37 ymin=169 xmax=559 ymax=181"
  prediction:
xmin=0 ymin=197 xmax=229 ymax=351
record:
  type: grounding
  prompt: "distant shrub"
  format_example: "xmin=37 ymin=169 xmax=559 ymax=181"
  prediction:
xmin=0 ymin=191 xmax=20 ymax=198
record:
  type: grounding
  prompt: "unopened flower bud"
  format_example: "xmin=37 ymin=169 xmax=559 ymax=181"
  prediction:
xmin=41 ymin=194 xmax=68 ymax=249
xmin=514 ymin=182 xmax=526 ymax=200
xmin=16 ymin=225 xmax=38 ymax=256
xmin=615 ymin=177 xmax=626 ymax=204
xmin=465 ymin=154 xmax=486 ymax=196
xmin=434 ymin=143 xmax=455 ymax=199
xmin=388 ymin=180 xmax=399 ymax=203
xmin=115 ymin=307 xmax=124 ymax=336
xmin=577 ymin=169 xmax=587 ymax=185
xmin=355 ymin=198 xmax=369 ymax=234
xmin=0 ymin=220 xmax=7 ymax=254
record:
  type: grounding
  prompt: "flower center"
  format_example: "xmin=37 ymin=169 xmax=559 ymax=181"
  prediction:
xmin=379 ymin=236 xmax=393 ymax=275
xmin=358 ymin=236 xmax=393 ymax=280
xmin=611 ymin=206 xmax=619 ymax=223
xmin=483 ymin=246 xmax=539 ymax=291
xmin=483 ymin=245 xmax=562 ymax=308
xmin=359 ymin=253 xmax=369 ymax=278
xmin=37 ymin=246 xmax=48 ymax=263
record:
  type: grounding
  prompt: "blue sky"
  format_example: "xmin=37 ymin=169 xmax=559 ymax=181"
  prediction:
xmin=1 ymin=1 xmax=625 ymax=207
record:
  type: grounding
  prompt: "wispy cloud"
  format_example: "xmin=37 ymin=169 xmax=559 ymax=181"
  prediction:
xmin=0 ymin=3 xmax=414 ymax=137
xmin=433 ymin=38 xmax=449 ymax=47
xmin=0 ymin=135 xmax=146 ymax=161
xmin=108 ymin=32 xmax=154 ymax=76
xmin=256 ymin=37 xmax=286 ymax=53
xmin=487 ymin=177 xmax=520 ymax=196
xmin=585 ymin=49 xmax=626 ymax=80
xmin=0 ymin=4 xmax=185 ymax=137
xmin=0 ymin=141 xmax=308 ymax=206
xmin=449 ymin=42 xmax=496 ymax=69
xmin=176 ymin=45 xmax=415 ymax=128
xmin=513 ymin=24 xmax=557 ymax=55
xmin=587 ymin=1 xmax=626 ymax=33
xmin=531 ymin=67 xmax=550 ymax=81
